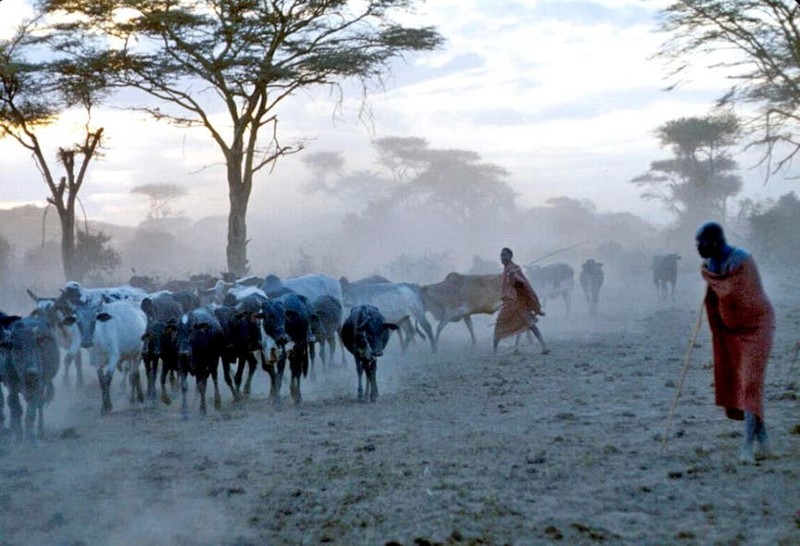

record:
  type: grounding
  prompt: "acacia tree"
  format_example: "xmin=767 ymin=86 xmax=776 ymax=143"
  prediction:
xmin=131 ymin=183 xmax=188 ymax=220
xmin=308 ymin=137 xmax=518 ymax=221
xmin=44 ymin=0 xmax=443 ymax=275
xmin=632 ymin=113 xmax=744 ymax=230
xmin=0 ymin=19 xmax=107 ymax=281
xmin=658 ymin=1 xmax=800 ymax=175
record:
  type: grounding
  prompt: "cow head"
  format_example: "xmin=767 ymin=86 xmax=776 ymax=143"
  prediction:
xmin=62 ymin=303 xmax=111 ymax=349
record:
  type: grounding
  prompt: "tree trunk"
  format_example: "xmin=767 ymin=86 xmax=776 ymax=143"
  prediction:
xmin=59 ymin=210 xmax=80 ymax=281
xmin=226 ymin=190 xmax=249 ymax=276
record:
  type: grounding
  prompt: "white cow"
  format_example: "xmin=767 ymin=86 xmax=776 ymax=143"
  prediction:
xmin=63 ymin=300 xmax=147 ymax=415
xmin=339 ymin=279 xmax=435 ymax=352
xmin=58 ymin=281 xmax=149 ymax=308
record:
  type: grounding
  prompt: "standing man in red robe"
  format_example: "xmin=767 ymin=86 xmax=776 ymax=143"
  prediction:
xmin=696 ymin=222 xmax=775 ymax=464
xmin=493 ymin=247 xmax=550 ymax=355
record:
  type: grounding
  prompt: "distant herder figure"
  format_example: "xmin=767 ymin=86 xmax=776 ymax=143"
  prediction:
xmin=696 ymin=222 xmax=775 ymax=464
xmin=493 ymin=248 xmax=550 ymax=355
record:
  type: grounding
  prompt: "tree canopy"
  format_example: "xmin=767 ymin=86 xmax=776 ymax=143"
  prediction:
xmin=306 ymin=136 xmax=518 ymax=222
xmin=658 ymin=1 xmax=800 ymax=175
xmin=0 ymin=16 xmax=107 ymax=281
xmin=632 ymin=113 xmax=743 ymax=230
xmin=41 ymin=0 xmax=443 ymax=274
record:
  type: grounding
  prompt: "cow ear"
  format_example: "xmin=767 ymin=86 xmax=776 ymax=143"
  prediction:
xmin=62 ymin=316 xmax=77 ymax=326
xmin=141 ymin=333 xmax=150 ymax=341
xmin=26 ymin=288 xmax=40 ymax=302
xmin=141 ymin=298 xmax=153 ymax=315
xmin=96 ymin=312 xmax=113 ymax=322
xmin=384 ymin=323 xmax=400 ymax=331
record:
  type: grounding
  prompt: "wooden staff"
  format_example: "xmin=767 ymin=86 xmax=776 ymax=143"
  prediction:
xmin=661 ymin=294 xmax=707 ymax=453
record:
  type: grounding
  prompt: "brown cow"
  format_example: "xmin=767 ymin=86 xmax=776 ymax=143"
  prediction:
xmin=419 ymin=273 xmax=503 ymax=346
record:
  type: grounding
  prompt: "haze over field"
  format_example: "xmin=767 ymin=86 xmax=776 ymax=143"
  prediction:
xmin=0 ymin=0 xmax=796 ymax=236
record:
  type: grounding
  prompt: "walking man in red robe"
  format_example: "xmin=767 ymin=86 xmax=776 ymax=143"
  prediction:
xmin=696 ymin=222 xmax=775 ymax=464
xmin=493 ymin=247 xmax=550 ymax=355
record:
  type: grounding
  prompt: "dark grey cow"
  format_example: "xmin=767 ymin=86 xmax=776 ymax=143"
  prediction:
xmin=525 ymin=263 xmax=575 ymax=315
xmin=0 ymin=315 xmax=60 ymax=440
xmin=214 ymin=291 xmax=268 ymax=400
xmin=175 ymin=308 xmax=224 ymax=418
xmin=310 ymin=295 xmax=343 ymax=372
xmin=653 ymin=253 xmax=681 ymax=301
xmin=341 ymin=305 xmax=398 ymax=402
xmin=579 ymin=259 xmax=604 ymax=316
xmin=27 ymin=289 xmax=84 ymax=387
xmin=258 ymin=292 xmax=312 ymax=405
xmin=141 ymin=293 xmax=184 ymax=406
xmin=340 ymin=278 xmax=435 ymax=353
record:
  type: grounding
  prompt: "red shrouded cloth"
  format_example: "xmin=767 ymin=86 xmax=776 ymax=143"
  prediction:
xmin=702 ymin=257 xmax=775 ymax=420
xmin=493 ymin=262 xmax=543 ymax=341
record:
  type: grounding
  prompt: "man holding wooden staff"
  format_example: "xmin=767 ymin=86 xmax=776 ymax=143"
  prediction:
xmin=696 ymin=222 xmax=775 ymax=464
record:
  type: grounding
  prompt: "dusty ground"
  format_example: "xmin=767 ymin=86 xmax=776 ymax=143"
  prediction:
xmin=0 ymin=271 xmax=799 ymax=546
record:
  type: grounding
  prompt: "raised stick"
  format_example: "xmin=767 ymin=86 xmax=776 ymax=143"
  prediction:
xmin=661 ymin=295 xmax=707 ymax=453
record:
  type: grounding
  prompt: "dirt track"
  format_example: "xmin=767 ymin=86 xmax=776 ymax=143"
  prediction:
xmin=1 ymin=277 xmax=799 ymax=546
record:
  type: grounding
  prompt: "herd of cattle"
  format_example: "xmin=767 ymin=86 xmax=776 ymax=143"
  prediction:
xmin=0 ymin=254 xmax=682 ymax=441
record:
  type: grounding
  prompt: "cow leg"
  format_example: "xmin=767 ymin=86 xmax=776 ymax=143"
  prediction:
xmin=369 ymin=361 xmax=378 ymax=402
xmin=243 ymin=353 xmax=258 ymax=398
xmin=221 ymin=359 xmax=241 ymax=401
xmin=0 ymin=383 xmax=5 ymax=432
xmin=179 ymin=371 xmax=189 ymax=420
xmin=129 ymin=358 xmax=144 ymax=405
xmin=308 ymin=342 xmax=317 ymax=381
xmin=355 ymin=358 xmax=365 ymax=402
xmin=274 ymin=348 xmax=287 ymax=405
xmin=143 ymin=355 xmax=156 ymax=404
xmin=97 ymin=368 xmax=112 ymax=416
xmin=22 ymin=375 xmax=38 ymax=441
xmin=288 ymin=348 xmax=303 ymax=405
xmin=197 ymin=372 xmax=208 ymax=416
xmin=530 ymin=325 xmax=550 ymax=355
xmin=160 ymin=363 xmax=172 ymax=405
xmin=75 ymin=350 xmax=84 ymax=388
xmin=62 ymin=352 xmax=72 ymax=387
xmin=435 ymin=320 xmax=448 ymax=348
xmin=462 ymin=316 xmax=477 ymax=346
xmin=8 ymin=387 xmax=22 ymax=441
xmin=210 ymin=366 xmax=222 ymax=411
xmin=233 ymin=355 xmax=250 ymax=395
xmin=564 ymin=292 xmax=571 ymax=315
xmin=417 ymin=314 xmax=436 ymax=353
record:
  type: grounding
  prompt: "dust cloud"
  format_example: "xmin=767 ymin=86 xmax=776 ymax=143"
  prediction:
xmin=0 ymin=194 xmax=798 ymax=545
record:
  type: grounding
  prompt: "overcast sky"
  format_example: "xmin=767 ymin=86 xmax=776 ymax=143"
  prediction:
xmin=0 ymin=0 xmax=797 ymax=229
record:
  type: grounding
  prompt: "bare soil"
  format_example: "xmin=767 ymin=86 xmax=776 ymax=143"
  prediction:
xmin=1 ymin=274 xmax=799 ymax=546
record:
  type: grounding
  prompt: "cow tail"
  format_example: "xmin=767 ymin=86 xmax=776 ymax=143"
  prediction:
xmin=414 ymin=321 xmax=427 ymax=339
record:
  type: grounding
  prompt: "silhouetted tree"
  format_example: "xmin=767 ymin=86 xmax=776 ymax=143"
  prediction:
xmin=72 ymin=230 xmax=121 ymax=283
xmin=308 ymin=137 xmax=518 ymax=221
xmin=0 ymin=17 xmax=108 ymax=282
xmin=632 ymin=113 xmax=743 ymax=230
xmin=131 ymin=183 xmax=188 ymax=220
xmin=658 ymin=1 xmax=800 ymax=175
xmin=747 ymin=192 xmax=800 ymax=266
xmin=0 ymin=233 xmax=11 ymax=276
xmin=44 ymin=0 xmax=443 ymax=275
xmin=302 ymin=152 xmax=345 ymax=193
